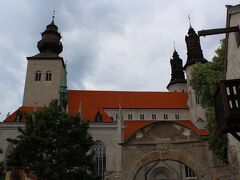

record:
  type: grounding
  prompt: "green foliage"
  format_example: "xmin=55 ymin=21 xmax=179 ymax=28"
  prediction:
xmin=0 ymin=162 xmax=4 ymax=180
xmin=190 ymin=40 xmax=228 ymax=163
xmin=206 ymin=107 xmax=228 ymax=163
xmin=7 ymin=100 xmax=100 ymax=180
xmin=191 ymin=41 xmax=225 ymax=108
xmin=0 ymin=148 xmax=5 ymax=180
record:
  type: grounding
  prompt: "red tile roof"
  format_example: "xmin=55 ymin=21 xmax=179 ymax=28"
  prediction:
xmin=124 ymin=120 xmax=154 ymax=141
xmin=176 ymin=120 xmax=209 ymax=137
xmin=68 ymin=90 xmax=188 ymax=123
xmin=4 ymin=91 xmax=207 ymax=144
xmin=4 ymin=106 xmax=42 ymax=123
xmin=5 ymin=90 xmax=188 ymax=123
xmin=123 ymin=120 xmax=208 ymax=142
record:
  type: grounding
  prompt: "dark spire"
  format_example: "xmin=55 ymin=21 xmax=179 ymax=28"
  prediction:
xmin=37 ymin=12 xmax=63 ymax=55
xmin=167 ymin=50 xmax=187 ymax=89
xmin=183 ymin=25 xmax=207 ymax=70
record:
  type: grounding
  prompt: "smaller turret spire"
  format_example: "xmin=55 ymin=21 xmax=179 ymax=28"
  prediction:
xmin=167 ymin=50 xmax=187 ymax=90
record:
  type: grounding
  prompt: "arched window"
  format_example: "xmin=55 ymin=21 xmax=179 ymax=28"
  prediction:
xmin=35 ymin=71 xmax=41 ymax=81
xmin=195 ymin=93 xmax=200 ymax=104
xmin=163 ymin=114 xmax=168 ymax=120
xmin=152 ymin=114 xmax=156 ymax=120
xmin=175 ymin=114 xmax=180 ymax=120
xmin=45 ymin=71 xmax=52 ymax=81
xmin=128 ymin=114 xmax=132 ymax=120
xmin=184 ymin=165 xmax=196 ymax=178
xmin=91 ymin=141 xmax=106 ymax=178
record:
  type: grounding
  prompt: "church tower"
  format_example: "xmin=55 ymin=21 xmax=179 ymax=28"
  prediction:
xmin=167 ymin=50 xmax=187 ymax=92
xmin=184 ymin=25 xmax=208 ymax=129
xmin=23 ymin=16 xmax=67 ymax=107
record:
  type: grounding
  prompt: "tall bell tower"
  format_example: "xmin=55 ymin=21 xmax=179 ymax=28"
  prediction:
xmin=23 ymin=16 xmax=67 ymax=107
xmin=184 ymin=25 xmax=208 ymax=129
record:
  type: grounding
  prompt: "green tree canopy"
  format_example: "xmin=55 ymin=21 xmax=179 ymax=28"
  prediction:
xmin=190 ymin=39 xmax=228 ymax=163
xmin=7 ymin=100 xmax=100 ymax=180
xmin=0 ymin=148 xmax=4 ymax=180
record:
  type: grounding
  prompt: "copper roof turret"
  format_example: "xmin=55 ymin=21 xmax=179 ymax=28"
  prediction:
xmin=183 ymin=25 xmax=207 ymax=70
xmin=167 ymin=50 xmax=187 ymax=89
xmin=37 ymin=13 xmax=63 ymax=55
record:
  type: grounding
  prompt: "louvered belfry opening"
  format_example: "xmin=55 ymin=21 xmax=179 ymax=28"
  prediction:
xmin=214 ymin=79 xmax=240 ymax=133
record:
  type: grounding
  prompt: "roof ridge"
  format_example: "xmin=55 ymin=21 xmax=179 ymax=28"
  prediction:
xmin=68 ymin=89 xmax=187 ymax=94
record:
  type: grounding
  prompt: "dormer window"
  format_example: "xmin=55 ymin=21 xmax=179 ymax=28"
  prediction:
xmin=95 ymin=111 xmax=102 ymax=123
xmin=140 ymin=114 xmax=144 ymax=120
xmin=35 ymin=71 xmax=41 ymax=81
xmin=45 ymin=71 xmax=52 ymax=81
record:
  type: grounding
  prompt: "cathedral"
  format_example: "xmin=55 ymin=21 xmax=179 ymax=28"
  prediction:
xmin=0 ymin=16 xmax=230 ymax=180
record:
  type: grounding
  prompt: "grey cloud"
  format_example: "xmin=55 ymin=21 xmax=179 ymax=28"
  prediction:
xmin=0 ymin=0 xmax=237 ymax=121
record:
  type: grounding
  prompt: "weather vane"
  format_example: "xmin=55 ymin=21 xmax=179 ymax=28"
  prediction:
xmin=52 ymin=10 xmax=55 ymax=21
xmin=173 ymin=41 xmax=176 ymax=51
xmin=188 ymin=14 xmax=192 ymax=27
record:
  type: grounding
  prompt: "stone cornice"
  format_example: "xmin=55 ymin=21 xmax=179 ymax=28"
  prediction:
xmin=0 ymin=122 xmax=25 ymax=130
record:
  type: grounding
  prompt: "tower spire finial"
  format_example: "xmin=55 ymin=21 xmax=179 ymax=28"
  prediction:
xmin=173 ymin=41 xmax=176 ymax=51
xmin=52 ymin=10 xmax=55 ymax=22
xmin=188 ymin=14 xmax=192 ymax=27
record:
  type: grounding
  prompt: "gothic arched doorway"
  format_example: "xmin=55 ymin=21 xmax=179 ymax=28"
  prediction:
xmin=134 ymin=160 xmax=196 ymax=180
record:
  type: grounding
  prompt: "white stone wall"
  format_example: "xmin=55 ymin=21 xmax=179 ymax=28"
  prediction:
xmin=226 ymin=7 xmax=240 ymax=80
xmin=23 ymin=59 xmax=65 ymax=107
xmin=104 ymin=108 xmax=190 ymax=121
xmin=168 ymin=83 xmax=188 ymax=92
xmin=89 ymin=123 xmax=122 ymax=179
xmin=225 ymin=4 xmax=240 ymax=177
xmin=0 ymin=123 xmax=24 ymax=163
xmin=0 ymin=122 xmax=122 ymax=179
xmin=185 ymin=65 xmax=207 ymax=129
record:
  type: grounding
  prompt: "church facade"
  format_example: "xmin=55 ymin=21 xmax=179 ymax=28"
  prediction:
xmin=0 ymin=17 xmax=231 ymax=180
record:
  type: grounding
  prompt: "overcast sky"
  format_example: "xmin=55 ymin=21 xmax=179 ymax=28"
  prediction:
xmin=0 ymin=0 xmax=238 ymax=121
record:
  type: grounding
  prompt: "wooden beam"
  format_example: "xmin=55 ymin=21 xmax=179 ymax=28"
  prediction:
xmin=198 ymin=26 xmax=239 ymax=36
xmin=231 ymin=132 xmax=240 ymax=142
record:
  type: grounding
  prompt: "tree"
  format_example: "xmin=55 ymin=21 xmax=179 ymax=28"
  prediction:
xmin=0 ymin=148 xmax=5 ymax=180
xmin=190 ymin=39 xmax=228 ymax=163
xmin=7 ymin=100 xmax=100 ymax=180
